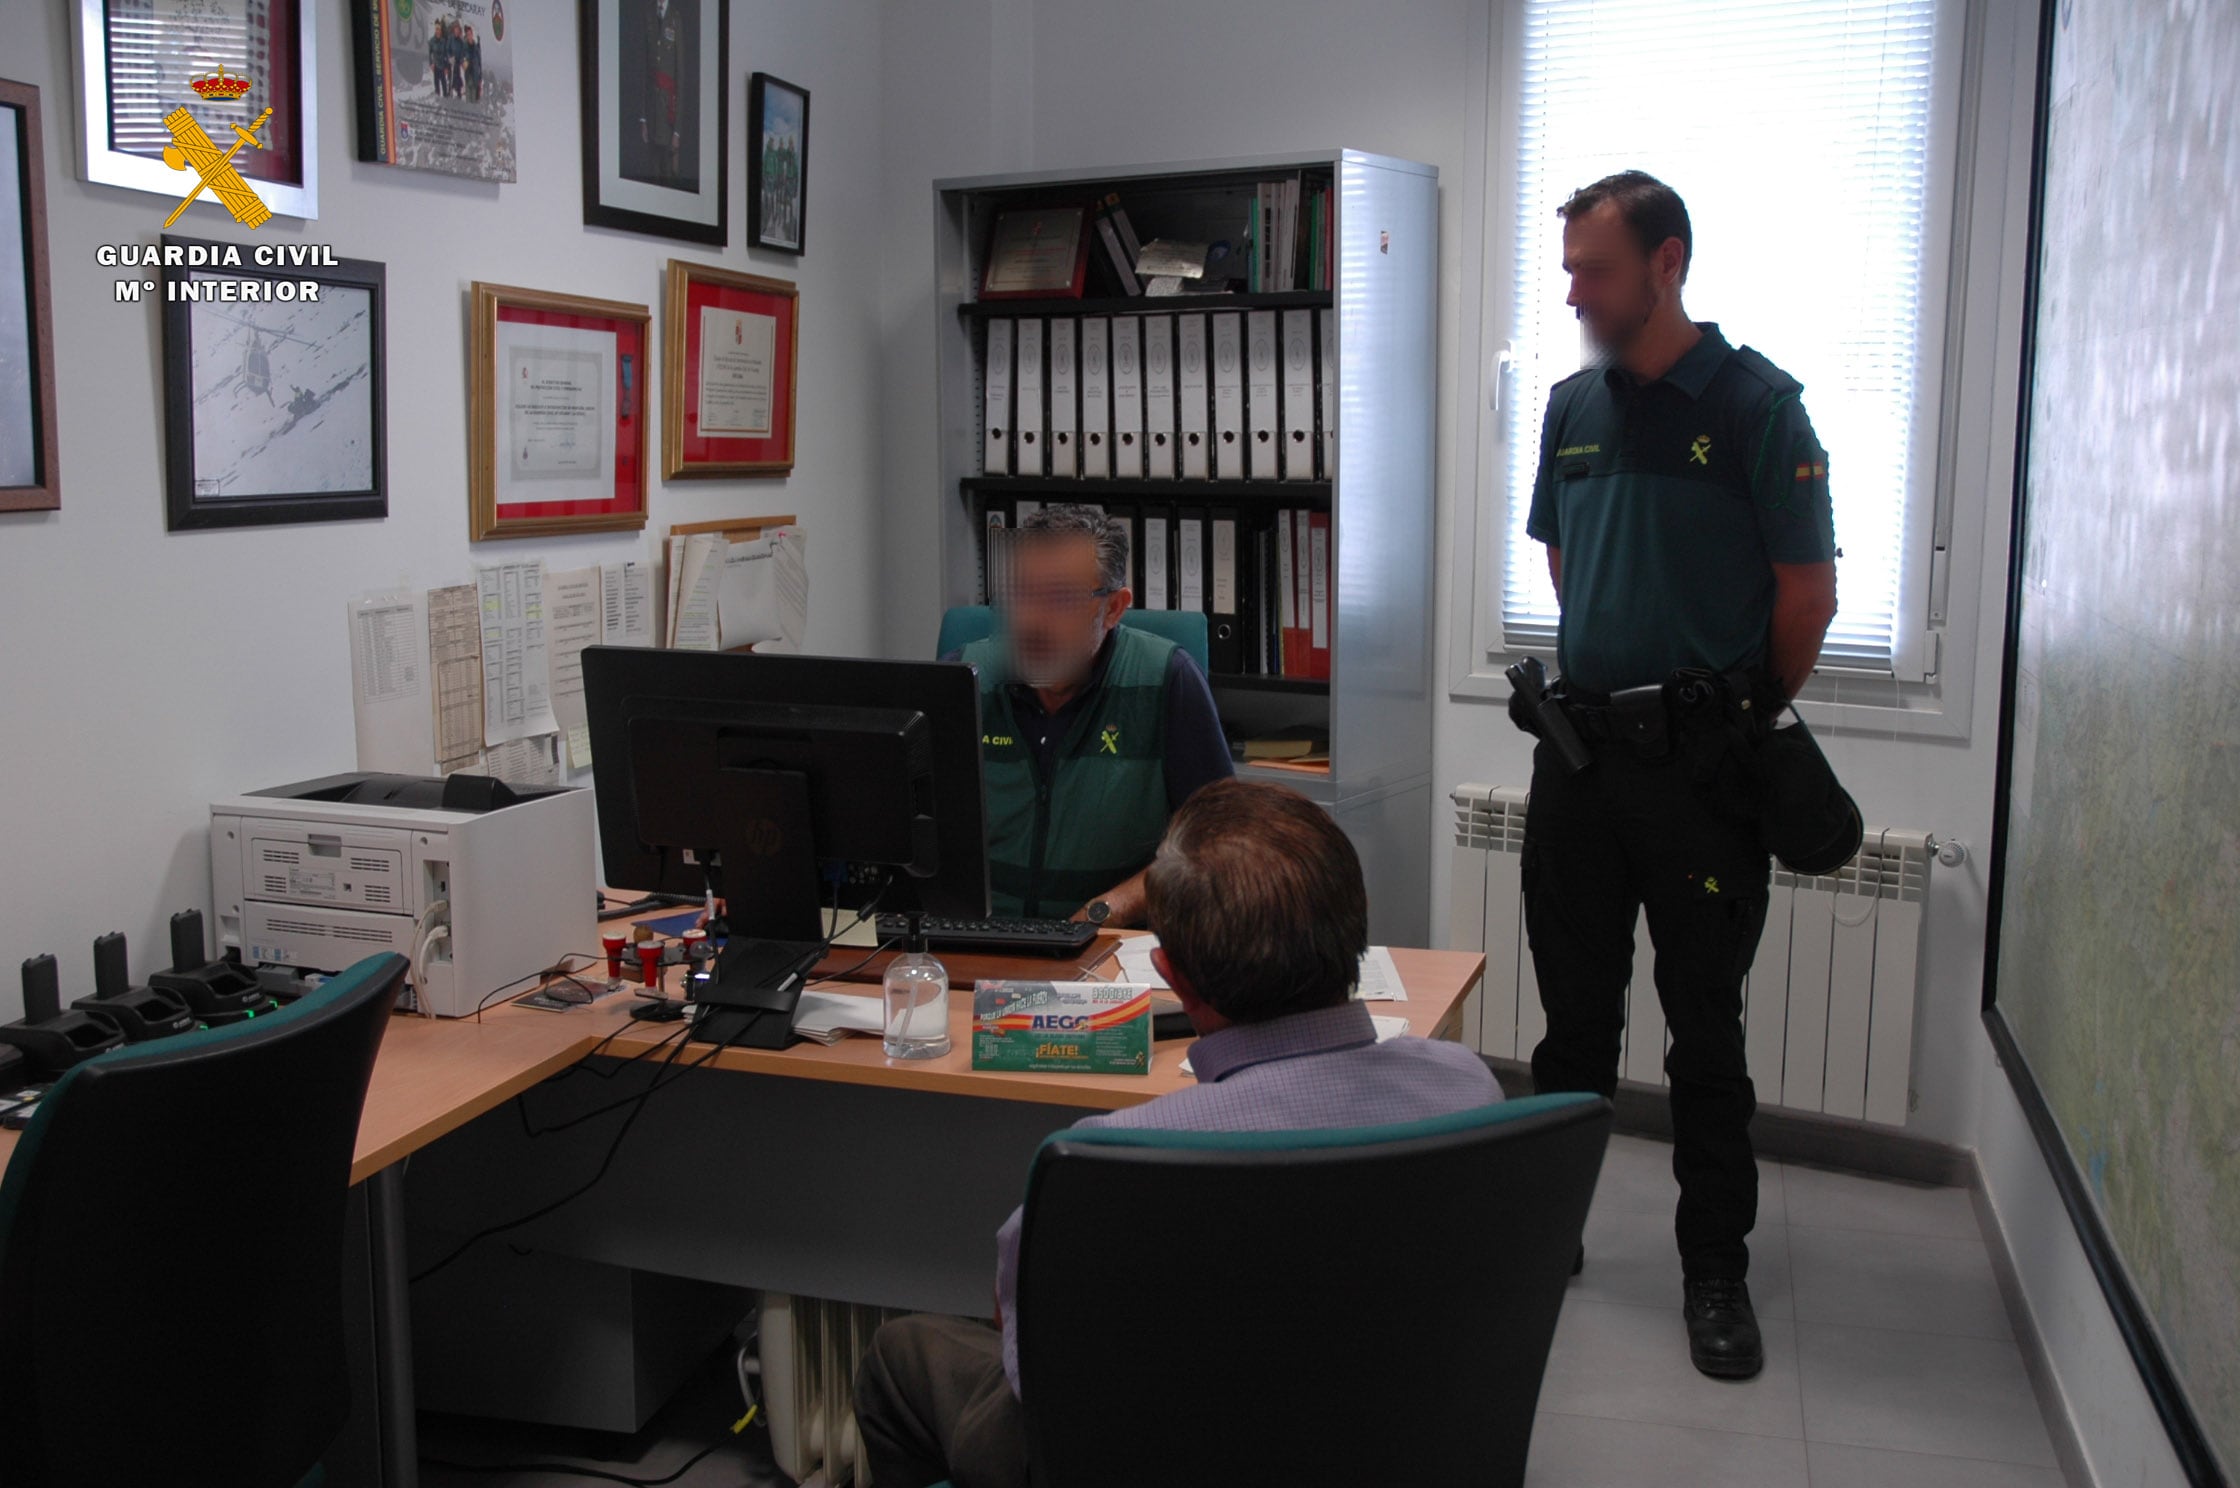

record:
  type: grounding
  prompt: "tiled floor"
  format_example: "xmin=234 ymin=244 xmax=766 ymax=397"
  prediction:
xmin=1526 ymin=1133 xmax=2066 ymax=1486
xmin=419 ymin=1132 xmax=2069 ymax=1487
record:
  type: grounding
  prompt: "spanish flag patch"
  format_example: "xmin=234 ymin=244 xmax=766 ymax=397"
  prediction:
xmin=1795 ymin=461 xmax=1828 ymax=481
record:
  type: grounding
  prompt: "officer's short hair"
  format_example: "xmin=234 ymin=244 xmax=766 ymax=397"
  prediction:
xmin=1018 ymin=503 xmax=1128 ymax=592
xmin=1145 ymin=780 xmax=1369 ymax=1022
xmin=1560 ymin=170 xmax=1692 ymax=284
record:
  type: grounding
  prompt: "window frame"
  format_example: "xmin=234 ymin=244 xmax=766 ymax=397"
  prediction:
xmin=1447 ymin=0 xmax=2030 ymax=741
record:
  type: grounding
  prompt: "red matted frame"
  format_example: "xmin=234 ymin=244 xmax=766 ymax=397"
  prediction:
xmin=662 ymin=260 xmax=798 ymax=479
xmin=469 ymin=281 xmax=650 ymax=540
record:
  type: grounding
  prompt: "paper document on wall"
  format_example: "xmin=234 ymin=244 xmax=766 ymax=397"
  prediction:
xmin=670 ymin=534 xmax=726 ymax=651
xmin=348 ymin=590 xmax=436 ymax=775
xmin=427 ymin=584 xmax=485 ymax=775
xmin=484 ymin=733 xmax=561 ymax=788
xmin=477 ymin=560 xmax=559 ymax=744
xmin=601 ymin=560 xmax=657 ymax=646
xmin=545 ymin=567 xmax=601 ymax=771
xmin=716 ymin=526 xmax=808 ymax=652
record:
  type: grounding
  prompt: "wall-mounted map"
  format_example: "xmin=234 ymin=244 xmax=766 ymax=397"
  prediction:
xmin=1991 ymin=0 xmax=2239 ymax=1477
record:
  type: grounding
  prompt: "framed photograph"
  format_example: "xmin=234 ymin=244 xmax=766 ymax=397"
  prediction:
xmin=578 ymin=0 xmax=726 ymax=245
xmin=158 ymin=236 xmax=385 ymax=531
xmin=349 ymin=0 xmax=518 ymax=183
xmin=747 ymin=73 xmax=808 ymax=255
xmin=72 ymin=0 xmax=318 ymax=223
xmin=979 ymin=206 xmax=1090 ymax=299
xmin=470 ymin=281 xmax=650 ymax=541
xmin=663 ymin=260 xmax=797 ymax=479
xmin=0 ymin=80 xmax=61 ymax=513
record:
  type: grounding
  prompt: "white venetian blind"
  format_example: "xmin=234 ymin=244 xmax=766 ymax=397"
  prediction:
xmin=1500 ymin=0 xmax=1942 ymax=674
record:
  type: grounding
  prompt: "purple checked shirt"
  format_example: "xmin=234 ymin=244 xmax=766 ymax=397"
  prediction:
xmin=993 ymin=998 xmax=1503 ymax=1397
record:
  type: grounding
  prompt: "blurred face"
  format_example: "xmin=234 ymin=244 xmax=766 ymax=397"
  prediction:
xmin=1561 ymin=200 xmax=1682 ymax=356
xmin=1003 ymin=535 xmax=1128 ymax=690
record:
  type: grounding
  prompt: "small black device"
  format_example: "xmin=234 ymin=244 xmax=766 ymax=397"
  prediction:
xmin=873 ymin=913 xmax=1098 ymax=958
xmin=72 ymin=931 xmax=199 ymax=1042
xmin=1505 ymin=656 xmax=1592 ymax=774
xmin=149 ymin=910 xmax=277 ymax=1026
xmin=0 ymin=955 xmax=125 ymax=1076
xmin=584 ymin=648 xmax=991 ymax=1051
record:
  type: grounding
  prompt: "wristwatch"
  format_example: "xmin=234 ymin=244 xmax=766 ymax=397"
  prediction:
xmin=1084 ymin=900 xmax=1114 ymax=926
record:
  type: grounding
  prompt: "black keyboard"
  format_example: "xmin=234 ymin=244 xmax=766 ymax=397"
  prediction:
xmin=874 ymin=914 xmax=1099 ymax=958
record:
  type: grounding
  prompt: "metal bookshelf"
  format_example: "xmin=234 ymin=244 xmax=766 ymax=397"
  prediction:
xmin=932 ymin=152 xmax=1438 ymax=943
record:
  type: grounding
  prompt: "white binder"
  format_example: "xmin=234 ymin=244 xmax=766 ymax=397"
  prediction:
xmin=1014 ymin=319 xmax=1045 ymax=477
xmin=1318 ymin=308 xmax=1336 ymax=482
xmin=1177 ymin=512 xmax=1205 ymax=613
xmin=1141 ymin=315 xmax=1176 ymax=479
xmin=1047 ymin=319 xmax=1078 ymax=478
xmin=1110 ymin=318 xmax=1144 ymax=479
xmin=1281 ymin=309 xmax=1316 ymax=481
xmin=1210 ymin=313 xmax=1244 ymax=479
xmin=983 ymin=317 xmax=1014 ymax=476
xmin=1246 ymin=310 xmax=1280 ymax=480
xmin=1142 ymin=511 xmax=1170 ymax=609
xmin=1177 ymin=315 xmax=1210 ymax=479
xmin=1080 ymin=316 xmax=1111 ymax=479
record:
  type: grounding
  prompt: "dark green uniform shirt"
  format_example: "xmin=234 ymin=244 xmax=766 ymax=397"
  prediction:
xmin=1526 ymin=323 xmax=1836 ymax=694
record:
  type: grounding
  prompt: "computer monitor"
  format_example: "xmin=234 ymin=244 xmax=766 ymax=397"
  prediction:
xmin=582 ymin=647 xmax=988 ymax=1047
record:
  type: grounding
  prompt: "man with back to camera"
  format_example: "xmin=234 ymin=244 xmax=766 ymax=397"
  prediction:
xmin=1515 ymin=171 xmax=1838 ymax=1381
xmin=852 ymin=779 xmax=1504 ymax=1488
xmin=955 ymin=504 xmax=1232 ymax=927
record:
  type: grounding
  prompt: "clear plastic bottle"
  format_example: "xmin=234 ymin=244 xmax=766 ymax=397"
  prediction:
xmin=882 ymin=947 xmax=952 ymax=1059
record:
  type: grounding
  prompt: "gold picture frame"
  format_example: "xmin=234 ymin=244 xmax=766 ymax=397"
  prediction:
xmin=662 ymin=259 xmax=799 ymax=479
xmin=469 ymin=280 xmax=651 ymax=541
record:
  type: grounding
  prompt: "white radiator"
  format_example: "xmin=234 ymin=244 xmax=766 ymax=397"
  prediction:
xmin=1447 ymin=784 xmax=1929 ymax=1126
xmin=760 ymin=1292 xmax=909 ymax=1487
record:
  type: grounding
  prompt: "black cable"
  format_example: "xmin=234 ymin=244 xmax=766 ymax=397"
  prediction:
xmin=818 ymin=935 xmax=902 ymax=984
xmin=423 ymin=1437 xmax=728 ymax=1486
xmin=471 ymin=952 xmax=611 ymax=1022
xmin=410 ymin=1027 xmax=707 ymax=1284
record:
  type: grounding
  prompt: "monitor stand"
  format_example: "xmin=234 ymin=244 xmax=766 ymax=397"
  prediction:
xmin=690 ymin=766 xmax=826 ymax=1051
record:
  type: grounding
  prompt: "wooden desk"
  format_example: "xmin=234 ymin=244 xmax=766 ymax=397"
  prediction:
xmin=0 ymin=941 xmax=1482 ymax=1181
xmin=546 ymin=944 xmax=1480 ymax=1113
xmin=0 ymin=939 xmax=1482 ymax=1488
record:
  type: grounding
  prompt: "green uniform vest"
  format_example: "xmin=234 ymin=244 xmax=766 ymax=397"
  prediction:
xmin=963 ymin=628 xmax=1175 ymax=918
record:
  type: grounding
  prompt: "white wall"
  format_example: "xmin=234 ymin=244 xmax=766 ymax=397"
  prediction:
xmin=0 ymin=0 xmax=888 ymax=1008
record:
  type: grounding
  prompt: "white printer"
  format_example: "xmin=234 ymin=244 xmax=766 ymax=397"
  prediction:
xmin=210 ymin=773 xmax=596 ymax=1017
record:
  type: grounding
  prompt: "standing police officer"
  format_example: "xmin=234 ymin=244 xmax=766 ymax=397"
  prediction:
xmin=1519 ymin=172 xmax=1838 ymax=1380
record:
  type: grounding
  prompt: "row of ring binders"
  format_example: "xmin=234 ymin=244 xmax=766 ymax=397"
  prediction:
xmin=982 ymin=308 xmax=1336 ymax=482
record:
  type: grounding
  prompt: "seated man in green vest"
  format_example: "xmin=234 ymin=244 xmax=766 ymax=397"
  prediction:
xmin=958 ymin=504 xmax=1234 ymax=925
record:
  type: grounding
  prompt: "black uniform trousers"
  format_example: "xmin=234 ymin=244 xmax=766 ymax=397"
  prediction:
xmin=1523 ymin=727 xmax=1770 ymax=1282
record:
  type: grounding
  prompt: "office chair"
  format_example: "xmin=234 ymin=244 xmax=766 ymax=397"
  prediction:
xmin=936 ymin=603 xmax=1212 ymax=676
xmin=1013 ymin=1092 xmax=1612 ymax=1488
xmin=0 ymin=952 xmax=405 ymax=1488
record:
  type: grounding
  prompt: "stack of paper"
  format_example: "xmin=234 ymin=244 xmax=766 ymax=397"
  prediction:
xmin=790 ymin=989 xmax=888 ymax=1046
xmin=1112 ymin=936 xmax=1407 ymax=1003
xmin=665 ymin=526 xmax=809 ymax=653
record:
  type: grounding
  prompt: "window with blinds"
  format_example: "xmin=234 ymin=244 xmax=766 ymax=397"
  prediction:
xmin=1499 ymin=0 xmax=1945 ymax=677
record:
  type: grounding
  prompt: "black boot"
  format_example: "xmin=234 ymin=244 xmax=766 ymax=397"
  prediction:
xmin=1683 ymin=1278 xmax=1763 ymax=1380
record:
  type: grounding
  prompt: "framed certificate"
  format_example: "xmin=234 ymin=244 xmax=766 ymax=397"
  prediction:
xmin=0 ymin=80 xmax=61 ymax=513
xmin=470 ymin=282 xmax=650 ymax=541
xmin=579 ymin=0 xmax=726 ymax=245
xmin=72 ymin=0 xmax=318 ymax=222
xmin=662 ymin=260 xmax=797 ymax=479
xmin=980 ymin=206 xmax=1090 ymax=300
